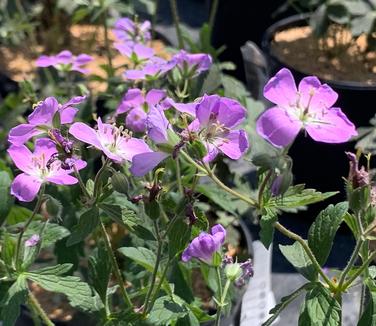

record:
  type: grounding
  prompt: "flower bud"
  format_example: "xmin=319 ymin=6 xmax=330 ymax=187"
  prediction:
xmin=44 ymin=195 xmax=63 ymax=219
xmin=225 ymin=262 xmax=242 ymax=281
xmin=111 ymin=172 xmax=129 ymax=195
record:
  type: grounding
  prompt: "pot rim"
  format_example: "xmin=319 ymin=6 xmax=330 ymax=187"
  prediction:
xmin=261 ymin=13 xmax=376 ymax=90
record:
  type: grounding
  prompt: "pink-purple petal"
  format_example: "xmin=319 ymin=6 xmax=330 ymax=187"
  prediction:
xmin=145 ymin=89 xmax=166 ymax=105
xmin=305 ymin=107 xmax=358 ymax=143
xmin=256 ymin=107 xmax=302 ymax=148
xmin=46 ymin=174 xmax=78 ymax=185
xmin=28 ymin=97 xmax=59 ymax=126
xmin=125 ymin=108 xmax=147 ymax=132
xmin=216 ymin=130 xmax=249 ymax=160
xmin=69 ymin=122 xmax=102 ymax=149
xmin=8 ymin=124 xmax=43 ymax=145
xmin=217 ymin=98 xmax=247 ymax=128
xmin=7 ymin=145 xmax=34 ymax=174
xmin=263 ymin=68 xmax=297 ymax=108
xmin=130 ymin=151 xmax=169 ymax=177
xmin=60 ymin=107 xmax=78 ymax=124
xmin=11 ymin=174 xmax=42 ymax=202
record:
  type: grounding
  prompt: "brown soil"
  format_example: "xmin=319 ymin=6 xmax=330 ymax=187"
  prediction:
xmin=271 ymin=25 xmax=376 ymax=85
xmin=0 ymin=25 xmax=169 ymax=92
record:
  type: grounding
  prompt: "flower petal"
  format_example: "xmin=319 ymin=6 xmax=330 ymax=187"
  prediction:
xmin=33 ymin=138 xmax=58 ymax=160
xmin=298 ymin=77 xmax=338 ymax=111
xmin=147 ymin=106 xmax=169 ymax=144
xmin=264 ymin=68 xmax=297 ymax=108
xmin=11 ymin=174 xmax=42 ymax=202
xmin=60 ymin=107 xmax=78 ymax=124
xmin=125 ymin=107 xmax=147 ymax=132
xmin=202 ymin=142 xmax=219 ymax=162
xmin=7 ymin=145 xmax=34 ymax=174
xmin=46 ymin=174 xmax=78 ymax=185
xmin=118 ymin=138 xmax=152 ymax=161
xmin=130 ymin=151 xmax=169 ymax=177
xmin=256 ymin=107 xmax=302 ymax=148
xmin=196 ymin=95 xmax=219 ymax=126
xmin=8 ymin=124 xmax=44 ymax=145
xmin=69 ymin=122 xmax=101 ymax=149
xmin=215 ymin=129 xmax=249 ymax=160
xmin=217 ymin=98 xmax=247 ymax=128
xmin=305 ymin=107 xmax=358 ymax=143
xmin=28 ymin=97 xmax=59 ymax=126
xmin=145 ymin=89 xmax=166 ymax=105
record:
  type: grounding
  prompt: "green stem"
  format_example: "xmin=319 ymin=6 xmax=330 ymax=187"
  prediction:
xmin=99 ymin=220 xmax=133 ymax=307
xmin=151 ymin=0 xmax=159 ymax=39
xmin=359 ymin=283 xmax=366 ymax=320
xmin=169 ymin=0 xmax=184 ymax=49
xmin=93 ymin=158 xmax=110 ymax=201
xmin=144 ymin=221 xmax=163 ymax=313
xmin=73 ymin=165 xmax=90 ymax=199
xmin=274 ymin=222 xmax=336 ymax=291
xmin=258 ymin=170 xmax=273 ymax=210
xmin=101 ymin=0 xmax=113 ymax=78
xmin=342 ymin=251 xmax=376 ymax=289
xmin=28 ymin=291 xmax=54 ymax=326
xmin=208 ymin=0 xmax=219 ymax=33
xmin=180 ymin=151 xmax=258 ymax=207
xmin=15 ymin=185 xmax=45 ymax=269
xmin=337 ymin=240 xmax=362 ymax=291
xmin=215 ymin=267 xmax=224 ymax=326
xmin=175 ymin=158 xmax=184 ymax=195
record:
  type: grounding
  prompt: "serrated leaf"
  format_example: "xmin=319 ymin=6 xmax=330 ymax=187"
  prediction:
xmin=0 ymin=171 xmax=13 ymax=226
xmin=26 ymin=272 xmax=99 ymax=312
xmin=30 ymin=263 xmax=73 ymax=275
xmin=99 ymin=203 xmax=137 ymax=229
xmin=358 ymin=281 xmax=376 ymax=325
xmin=268 ymin=185 xmax=337 ymax=210
xmin=299 ymin=283 xmax=341 ymax=326
xmin=147 ymin=295 xmax=188 ymax=325
xmin=279 ymin=241 xmax=317 ymax=281
xmin=262 ymin=283 xmax=312 ymax=326
xmin=308 ymin=202 xmax=348 ymax=266
xmin=67 ymin=207 xmax=99 ymax=246
xmin=343 ymin=212 xmax=359 ymax=237
xmin=118 ymin=247 xmax=156 ymax=272
xmin=259 ymin=211 xmax=277 ymax=249
xmin=0 ymin=276 xmax=28 ymax=326
xmin=26 ymin=222 xmax=70 ymax=248
xmin=195 ymin=183 xmax=239 ymax=215
xmin=88 ymin=241 xmax=111 ymax=305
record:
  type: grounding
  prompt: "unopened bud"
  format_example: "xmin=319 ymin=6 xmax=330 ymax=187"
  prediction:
xmin=111 ymin=172 xmax=129 ymax=195
xmin=225 ymin=262 xmax=242 ymax=281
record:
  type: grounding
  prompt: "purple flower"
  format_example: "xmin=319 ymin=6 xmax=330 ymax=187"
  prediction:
xmin=117 ymin=88 xmax=168 ymax=132
xmin=114 ymin=42 xmax=154 ymax=62
xmin=346 ymin=152 xmax=370 ymax=189
xmin=8 ymin=96 xmax=86 ymax=145
xmin=129 ymin=106 xmax=172 ymax=177
xmin=172 ymin=50 xmax=212 ymax=76
xmin=234 ymin=259 xmax=254 ymax=287
xmin=124 ymin=57 xmax=176 ymax=81
xmin=8 ymin=138 xmax=86 ymax=202
xmin=188 ymin=95 xmax=249 ymax=162
xmin=181 ymin=224 xmax=226 ymax=264
xmin=113 ymin=18 xmax=151 ymax=43
xmin=256 ymin=68 xmax=357 ymax=148
xmin=36 ymin=50 xmax=93 ymax=74
xmin=69 ymin=118 xmax=152 ymax=163
xmin=25 ymin=234 xmax=40 ymax=247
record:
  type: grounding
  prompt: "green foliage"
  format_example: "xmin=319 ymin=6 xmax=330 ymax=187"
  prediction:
xmin=358 ymin=280 xmax=376 ymax=325
xmin=308 ymin=202 xmax=348 ymax=266
xmin=26 ymin=267 xmax=99 ymax=312
xmin=259 ymin=210 xmax=277 ymax=249
xmin=279 ymin=242 xmax=317 ymax=281
xmin=0 ymin=171 xmax=13 ymax=226
xmin=147 ymin=295 xmax=189 ymax=325
xmin=67 ymin=207 xmax=99 ymax=246
xmin=262 ymin=283 xmax=313 ymax=326
xmin=118 ymin=247 xmax=157 ymax=273
xmin=0 ymin=276 xmax=28 ymax=326
xmin=298 ymin=283 xmax=341 ymax=326
xmin=27 ymin=222 xmax=70 ymax=248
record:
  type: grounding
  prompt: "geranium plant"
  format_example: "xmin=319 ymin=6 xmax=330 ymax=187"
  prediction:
xmin=0 ymin=6 xmax=375 ymax=326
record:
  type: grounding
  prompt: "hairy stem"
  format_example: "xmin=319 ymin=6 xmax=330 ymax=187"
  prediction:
xmin=208 ymin=0 xmax=219 ymax=33
xmin=28 ymin=291 xmax=54 ymax=326
xmin=15 ymin=185 xmax=45 ymax=269
xmin=214 ymin=267 xmax=224 ymax=326
xmin=100 ymin=0 xmax=113 ymax=78
xmin=169 ymin=0 xmax=184 ymax=49
xmin=144 ymin=221 xmax=163 ymax=313
xmin=99 ymin=220 xmax=133 ymax=307
xmin=342 ymin=252 xmax=376 ymax=289
xmin=337 ymin=240 xmax=362 ymax=291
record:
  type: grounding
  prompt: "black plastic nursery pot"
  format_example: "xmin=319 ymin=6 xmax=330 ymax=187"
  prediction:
xmin=261 ymin=14 xmax=376 ymax=219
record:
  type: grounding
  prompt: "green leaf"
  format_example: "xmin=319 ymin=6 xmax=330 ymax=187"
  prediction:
xmin=27 ymin=222 xmax=70 ymax=248
xmin=344 ymin=212 xmax=359 ymax=237
xmin=30 ymin=263 xmax=73 ymax=275
xmin=279 ymin=241 xmax=317 ymax=281
xmin=26 ymin=271 xmax=99 ymax=312
xmin=0 ymin=171 xmax=13 ymax=226
xmin=88 ymin=241 xmax=111 ymax=305
xmin=262 ymin=283 xmax=312 ymax=326
xmin=195 ymin=183 xmax=239 ymax=215
xmin=1 ymin=233 xmax=16 ymax=270
xmin=358 ymin=281 xmax=376 ymax=325
xmin=259 ymin=210 xmax=277 ymax=249
xmin=147 ymin=295 xmax=188 ymax=325
xmin=67 ymin=207 xmax=99 ymax=246
xmin=308 ymin=202 xmax=348 ymax=266
xmin=0 ymin=276 xmax=28 ymax=326
xmin=268 ymin=185 xmax=337 ymax=210
xmin=118 ymin=247 xmax=156 ymax=272
xmin=6 ymin=206 xmax=38 ymax=225
xmin=168 ymin=216 xmax=191 ymax=259
xmin=299 ymin=283 xmax=341 ymax=326
xmin=99 ymin=203 xmax=137 ymax=229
